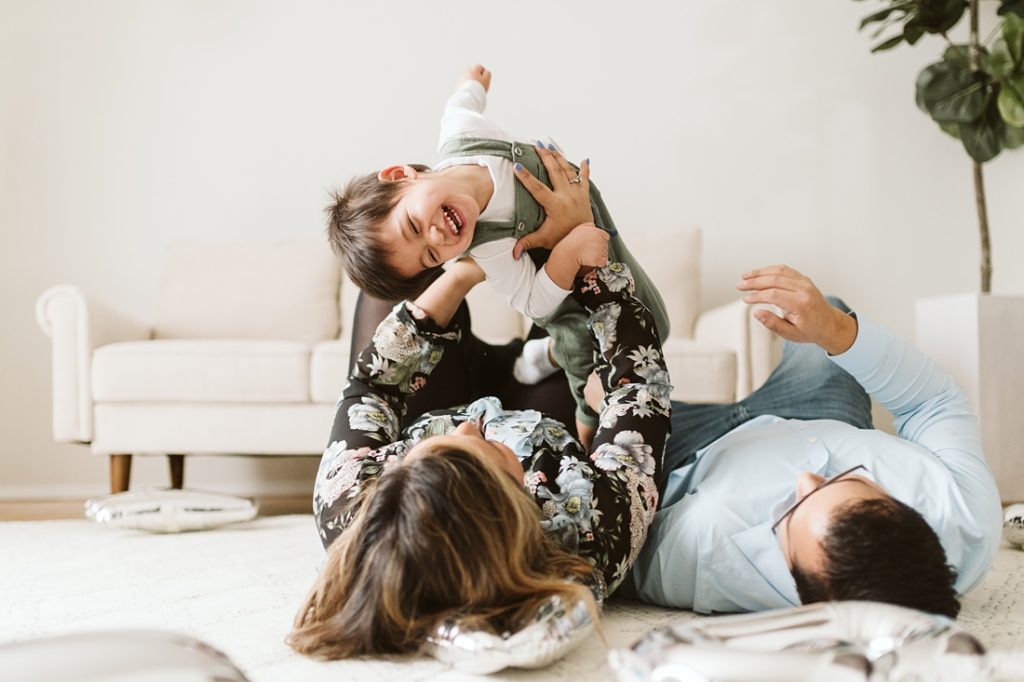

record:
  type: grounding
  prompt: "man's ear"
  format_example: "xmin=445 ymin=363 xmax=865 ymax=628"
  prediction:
xmin=377 ymin=165 xmax=420 ymax=183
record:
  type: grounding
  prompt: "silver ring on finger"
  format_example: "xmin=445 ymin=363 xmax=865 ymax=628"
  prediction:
xmin=568 ymin=174 xmax=582 ymax=184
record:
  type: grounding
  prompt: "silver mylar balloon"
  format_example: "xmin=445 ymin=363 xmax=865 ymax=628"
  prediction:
xmin=424 ymin=594 xmax=595 ymax=674
xmin=609 ymin=601 xmax=990 ymax=682
xmin=1003 ymin=503 xmax=1024 ymax=548
xmin=85 ymin=488 xmax=258 ymax=533
xmin=0 ymin=630 xmax=251 ymax=682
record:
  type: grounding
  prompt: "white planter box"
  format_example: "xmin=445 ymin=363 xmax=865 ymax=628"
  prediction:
xmin=916 ymin=294 xmax=1024 ymax=503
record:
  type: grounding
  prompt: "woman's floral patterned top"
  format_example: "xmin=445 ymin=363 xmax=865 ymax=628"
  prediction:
xmin=313 ymin=264 xmax=672 ymax=597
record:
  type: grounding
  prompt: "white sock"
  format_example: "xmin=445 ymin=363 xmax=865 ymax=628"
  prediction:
xmin=514 ymin=338 xmax=559 ymax=385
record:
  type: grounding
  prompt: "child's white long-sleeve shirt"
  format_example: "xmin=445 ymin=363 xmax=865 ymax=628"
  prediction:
xmin=435 ymin=81 xmax=570 ymax=320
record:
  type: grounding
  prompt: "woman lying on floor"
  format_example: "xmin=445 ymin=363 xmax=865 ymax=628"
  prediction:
xmin=289 ymin=177 xmax=671 ymax=658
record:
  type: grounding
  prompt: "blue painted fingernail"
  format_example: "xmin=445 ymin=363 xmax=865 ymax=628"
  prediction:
xmin=536 ymin=140 xmax=544 ymax=148
xmin=514 ymin=163 xmax=523 ymax=171
xmin=546 ymin=143 xmax=556 ymax=151
xmin=585 ymin=158 xmax=590 ymax=165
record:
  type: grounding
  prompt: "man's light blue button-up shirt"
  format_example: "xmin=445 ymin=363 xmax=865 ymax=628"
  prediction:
xmin=626 ymin=315 xmax=1003 ymax=614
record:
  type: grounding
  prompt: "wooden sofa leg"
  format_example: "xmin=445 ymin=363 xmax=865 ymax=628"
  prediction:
xmin=110 ymin=454 xmax=132 ymax=494
xmin=168 ymin=454 xmax=185 ymax=489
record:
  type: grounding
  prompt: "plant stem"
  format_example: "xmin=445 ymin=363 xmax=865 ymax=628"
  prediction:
xmin=974 ymin=162 xmax=992 ymax=293
xmin=968 ymin=0 xmax=992 ymax=293
xmin=969 ymin=1 xmax=979 ymax=69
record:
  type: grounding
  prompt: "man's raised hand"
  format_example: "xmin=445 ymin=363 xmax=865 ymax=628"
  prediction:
xmin=737 ymin=265 xmax=857 ymax=356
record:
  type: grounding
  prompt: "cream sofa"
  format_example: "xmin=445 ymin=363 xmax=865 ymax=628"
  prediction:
xmin=36 ymin=232 xmax=780 ymax=493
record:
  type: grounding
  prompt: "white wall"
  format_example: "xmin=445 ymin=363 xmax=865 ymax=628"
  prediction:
xmin=2 ymin=0 xmax=1021 ymax=498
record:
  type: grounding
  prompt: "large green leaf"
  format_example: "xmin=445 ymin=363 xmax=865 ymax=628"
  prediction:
xmin=917 ymin=0 xmax=967 ymax=33
xmin=998 ymin=76 xmax=1024 ymax=126
xmin=938 ymin=120 xmax=962 ymax=139
xmin=1003 ymin=12 xmax=1024 ymax=67
xmin=904 ymin=19 xmax=925 ymax=45
xmin=860 ymin=6 xmax=899 ymax=29
xmin=919 ymin=60 xmax=991 ymax=122
xmin=943 ymin=44 xmax=972 ymax=67
xmin=960 ymin=102 xmax=1007 ymax=162
xmin=1000 ymin=0 xmax=1024 ymax=19
xmin=872 ymin=34 xmax=905 ymax=52
xmin=985 ymin=39 xmax=1017 ymax=78
xmin=1005 ymin=121 xmax=1024 ymax=148
xmin=916 ymin=63 xmax=945 ymax=113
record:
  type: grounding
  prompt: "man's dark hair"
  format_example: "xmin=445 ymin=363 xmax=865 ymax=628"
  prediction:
xmin=325 ymin=165 xmax=438 ymax=302
xmin=791 ymin=497 xmax=960 ymax=618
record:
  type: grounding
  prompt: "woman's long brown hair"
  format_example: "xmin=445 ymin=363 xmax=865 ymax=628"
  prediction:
xmin=288 ymin=445 xmax=596 ymax=659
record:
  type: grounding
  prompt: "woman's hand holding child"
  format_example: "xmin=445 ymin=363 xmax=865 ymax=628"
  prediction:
xmin=513 ymin=145 xmax=594 ymax=260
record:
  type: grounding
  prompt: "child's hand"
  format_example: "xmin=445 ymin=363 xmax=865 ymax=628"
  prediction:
xmin=512 ymin=146 xmax=593 ymax=260
xmin=457 ymin=64 xmax=491 ymax=92
xmin=561 ymin=223 xmax=610 ymax=269
xmin=544 ymin=223 xmax=609 ymax=289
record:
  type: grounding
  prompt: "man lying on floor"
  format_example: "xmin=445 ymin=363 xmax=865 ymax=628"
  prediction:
xmin=617 ymin=264 xmax=1002 ymax=618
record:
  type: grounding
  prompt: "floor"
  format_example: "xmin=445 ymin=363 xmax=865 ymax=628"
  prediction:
xmin=1 ymin=514 xmax=1022 ymax=681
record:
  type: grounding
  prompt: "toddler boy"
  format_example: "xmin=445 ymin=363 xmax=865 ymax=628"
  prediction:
xmin=327 ymin=65 xmax=670 ymax=447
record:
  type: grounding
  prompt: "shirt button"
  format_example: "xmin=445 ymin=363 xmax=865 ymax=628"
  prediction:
xmin=808 ymin=437 xmax=818 ymax=444
xmin=513 ymin=146 xmax=523 ymax=157
xmin=517 ymin=221 xmax=526 ymax=232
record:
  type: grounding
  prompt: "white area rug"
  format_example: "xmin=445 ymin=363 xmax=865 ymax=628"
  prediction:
xmin=1 ymin=515 xmax=1022 ymax=681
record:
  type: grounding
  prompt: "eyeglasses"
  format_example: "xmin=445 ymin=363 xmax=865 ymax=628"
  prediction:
xmin=770 ymin=464 xmax=868 ymax=536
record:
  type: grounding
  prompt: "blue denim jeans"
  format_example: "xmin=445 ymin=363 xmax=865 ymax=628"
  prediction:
xmin=662 ymin=298 xmax=874 ymax=475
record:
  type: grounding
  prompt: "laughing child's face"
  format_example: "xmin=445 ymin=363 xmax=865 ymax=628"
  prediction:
xmin=375 ymin=165 xmax=481 ymax=277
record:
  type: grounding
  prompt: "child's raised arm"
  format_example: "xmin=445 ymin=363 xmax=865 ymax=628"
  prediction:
xmin=437 ymin=64 xmax=506 ymax=152
xmin=412 ymin=257 xmax=486 ymax=328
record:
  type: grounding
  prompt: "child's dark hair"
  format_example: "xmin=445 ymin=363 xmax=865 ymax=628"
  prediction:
xmin=326 ymin=165 xmax=438 ymax=302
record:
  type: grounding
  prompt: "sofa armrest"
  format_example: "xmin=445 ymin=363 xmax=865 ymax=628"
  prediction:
xmin=694 ymin=299 xmax=782 ymax=400
xmin=36 ymin=286 xmax=152 ymax=442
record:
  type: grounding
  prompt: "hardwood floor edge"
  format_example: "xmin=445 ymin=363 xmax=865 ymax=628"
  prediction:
xmin=0 ymin=494 xmax=312 ymax=521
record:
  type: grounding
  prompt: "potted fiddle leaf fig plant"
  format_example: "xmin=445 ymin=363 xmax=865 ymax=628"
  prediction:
xmin=857 ymin=0 xmax=1023 ymax=292
xmin=853 ymin=0 xmax=1024 ymax=502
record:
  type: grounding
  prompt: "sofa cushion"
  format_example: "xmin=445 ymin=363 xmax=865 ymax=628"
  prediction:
xmin=92 ymin=340 xmax=311 ymax=402
xmin=91 ymin=403 xmax=332 ymax=454
xmin=662 ymin=338 xmax=737 ymax=404
xmin=155 ymin=238 xmax=340 ymax=343
xmin=626 ymin=227 xmax=701 ymax=338
xmin=310 ymin=340 xmax=349 ymax=404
